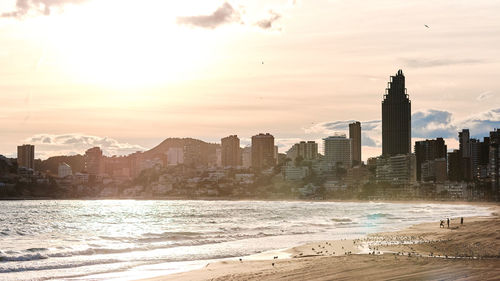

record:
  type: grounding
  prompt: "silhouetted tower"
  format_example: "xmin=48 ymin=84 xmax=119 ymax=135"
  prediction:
xmin=382 ymin=69 xmax=411 ymax=156
xmin=349 ymin=122 xmax=361 ymax=166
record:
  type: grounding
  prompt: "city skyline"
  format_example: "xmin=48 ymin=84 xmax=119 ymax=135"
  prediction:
xmin=0 ymin=0 xmax=499 ymax=160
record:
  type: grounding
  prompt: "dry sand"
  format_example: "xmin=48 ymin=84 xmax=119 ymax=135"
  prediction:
xmin=141 ymin=204 xmax=500 ymax=281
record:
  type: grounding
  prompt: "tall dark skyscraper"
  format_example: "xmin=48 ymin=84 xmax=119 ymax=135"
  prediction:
xmin=349 ymin=121 xmax=361 ymax=166
xmin=382 ymin=69 xmax=411 ymax=156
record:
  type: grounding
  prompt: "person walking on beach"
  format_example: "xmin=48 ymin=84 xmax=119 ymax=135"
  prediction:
xmin=447 ymin=218 xmax=450 ymax=228
xmin=461 ymin=217 xmax=463 ymax=225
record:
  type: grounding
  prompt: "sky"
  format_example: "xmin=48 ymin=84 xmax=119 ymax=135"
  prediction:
xmin=0 ymin=0 xmax=499 ymax=161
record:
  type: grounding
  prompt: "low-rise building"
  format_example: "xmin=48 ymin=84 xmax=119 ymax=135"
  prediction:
xmin=345 ymin=166 xmax=370 ymax=186
xmin=58 ymin=162 xmax=73 ymax=178
xmin=282 ymin=164 xmax=309 ymax=181
xmin=376 ymin=154 xmax=416 ymax=184
xmin=421 ymin=158 xmax=447 ymax=182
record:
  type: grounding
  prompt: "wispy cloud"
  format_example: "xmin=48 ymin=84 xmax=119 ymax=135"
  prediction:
xmin=1 ymin=0 xmax=87 ymax=18
xmin=25 ymin=133 xmax=145 ymax=159
xmin=477 ymin=91 xmax=493 ymax=101
xmin=176 ymin=2 xmax=241 ymax=29
xmin=255 ymin=10 xmax=281 ymax=30
xmin=402 ymin=58 xmax=484 ymax=68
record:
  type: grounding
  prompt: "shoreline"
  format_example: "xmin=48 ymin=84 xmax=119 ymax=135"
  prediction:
xmin=1 ymin=197 xmax=498 ymax=206
xmin=137 ymin=203 xmax=500 ymax=281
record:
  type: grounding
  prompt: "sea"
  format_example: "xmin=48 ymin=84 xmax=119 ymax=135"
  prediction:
xmin=0 ymin=200 xmax=493 ymax=280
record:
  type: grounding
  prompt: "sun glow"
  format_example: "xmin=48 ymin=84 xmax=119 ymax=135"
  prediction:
xmin=39 ymin=1 xmax=222 ymax=88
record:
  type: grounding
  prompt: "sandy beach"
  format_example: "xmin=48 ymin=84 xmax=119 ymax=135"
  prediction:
xmin=140 ymin=204 xmax=500 ymax=281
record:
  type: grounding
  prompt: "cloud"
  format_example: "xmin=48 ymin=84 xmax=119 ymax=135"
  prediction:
xmin=25 ymin=133 xmax=145 ymax=159
xmin=402 ymin=58 xmax=484 ymax=68
xmin=303 ymin=108 xmax=500 ymax=151
xmin=412 ymin=108 xmax=500 ymax=139
xmin=1 ymin=0 xmax=87 ymax=18
xmin=458 ymin=108 xmax=500 ymax=138
xmin=305 ymin=120 xmax=382 ymax=148
xmin=361 ymin=134 xmax=378 ymax=147
xmin=477 ymin=91 xmax=494 ymax=101
xmin=176 ymin=2 xmax=241 ymax=29
xmin=412 ymin=109 xmax=457 ymax=138
xmin=255 ymin=10 xmax=281 ymax=30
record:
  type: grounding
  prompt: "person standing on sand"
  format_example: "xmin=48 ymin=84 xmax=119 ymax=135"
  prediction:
xmin=440 ymin=220 xmax=444 ymax=228
xmin=461 ymin=217 xmax=463 ymax=225
xmin=447 ymin=218 xmax=450 ymax=228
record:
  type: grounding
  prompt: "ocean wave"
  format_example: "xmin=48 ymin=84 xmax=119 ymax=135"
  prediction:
xmin=0 ymin=252 xmax=48 ymax=262
xmin=0 ymin=258 xmax=122 ymax=273
xmin=366 ymin=213 xmax=392 ymax=219
xmin=26 ymin=247 xmax=49 ymax=252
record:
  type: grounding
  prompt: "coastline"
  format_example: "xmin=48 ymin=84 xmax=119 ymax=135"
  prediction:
xmin=138 ymin=203 xmax=500 ymax=281
xmin=1 ymin=196 xmax=498 ymax=206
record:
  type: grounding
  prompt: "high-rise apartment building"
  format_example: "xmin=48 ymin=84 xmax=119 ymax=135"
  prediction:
xmin=478 ymin=137 xmax=490 ymax=179
xmin=17 ymin=144 xmax=35 ymax=170
xmin=459 ymin=129 xmax=471 ymax=157
xmin=382 ymin=69 xmax=411 ymax=156
xmin=251 ymin=133 xmax=275 ymax=170
xmin=323 ymin=135 xmax=352 ymax=168
xmin=489 ymin=129 xmax=500 ymax=199
xmin=414 ymin=138 xmax=447 ymax=181
xmin=447 ymin=150 xmax=462 ymax=182
xmin=458 ymin=129 xmax=472 ymax=181
xmin=221 ymin=135 xmax=241 ymax=167
xmin=286 ymin=141 xmax=318 ymax=161
xmin=85 ymin=147 xmax=104 ymax=176
xmin=349 ymin=121 xmax=362 ymax=166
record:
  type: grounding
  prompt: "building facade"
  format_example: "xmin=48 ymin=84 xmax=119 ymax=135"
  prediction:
xmin=489 ymin=129 xmax=500 ymax=199
xmin=382 ymin=69 xmax=411 ymax=156
xmin=349 ymin=121 xmax=362 ymax=166
xmin=58 ymin=162 xmax=73 ymax=178
xmin=448 ymin=149 xmax=462 ymax=182
xmin=85 ymin=147 xmax=104 ymax=176
xmin=17 ymin=144 xmax=35 ymax=170
xmin=458 ymin=129 xmax=472 ymax=181
xmin=286 ymin=141 xmax=318 ymax=161
xmin=221 ymin=135 xmax=241 ymax=167
xmin=421 ymin=158 xmax=447 ymax=183
xmin=323 ymin=135 xmax=352 ymax=168
xmin=414 ymin=138 xmax=447 ymax=181
xmin=251 ymin=133 xmax=275 ymax=170
xmin=282 ymin=164 xmax=309 ymax=181
xmin=376 ymin=154 xmax=416 ymax=185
